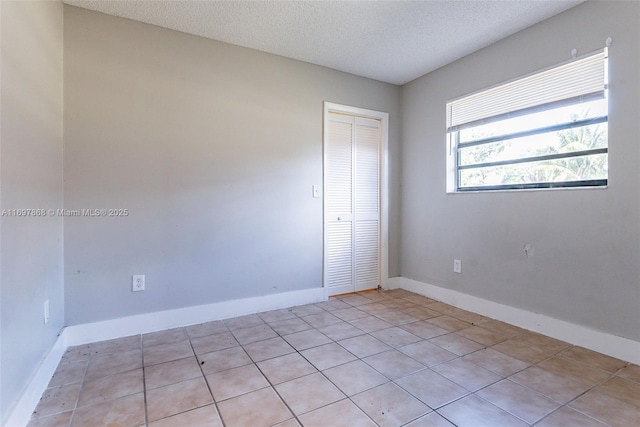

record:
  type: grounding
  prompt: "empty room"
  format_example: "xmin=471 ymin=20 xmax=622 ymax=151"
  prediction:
xmin=1 ymin=0 xmax=639 ymax=426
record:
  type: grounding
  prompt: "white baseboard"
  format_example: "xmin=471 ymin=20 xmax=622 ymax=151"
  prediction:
xmin=5 ymin=287 xmax=325 ymax=427
xmin=4 ymin=330 xmax=67 ymax=427
xmin=65 ymin=287 xmax=325 ymax=346
xmin=389 ymin=277 xmax=640 ymax=365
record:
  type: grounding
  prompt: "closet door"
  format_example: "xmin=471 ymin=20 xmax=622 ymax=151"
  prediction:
xmin=325 ymin=112 xmax=380 ymax=296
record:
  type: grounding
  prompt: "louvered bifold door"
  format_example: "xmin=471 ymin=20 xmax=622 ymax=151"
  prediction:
xmin=354 ymin=117 xmax=380 ymax=291
xmin=325 ymin=113 xmax=381 ymax=296
xmin=326 ymin=113 xmax=354 ymax=296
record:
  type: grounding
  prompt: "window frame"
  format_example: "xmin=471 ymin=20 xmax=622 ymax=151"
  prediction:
xmin=446 ymin=49 xmax=609 ymax=193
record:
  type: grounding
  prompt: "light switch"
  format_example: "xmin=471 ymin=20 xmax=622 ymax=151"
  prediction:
xmin=312 ymin=185 xmax=321 ymax=198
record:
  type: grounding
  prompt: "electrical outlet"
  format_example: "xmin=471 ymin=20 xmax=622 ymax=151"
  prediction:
xmin=44 ymin=299 xmax=50 ymax=324
xmin=453 ymin=259 xmax=462 ymax=274
xmin=132 ymin=274 xmax=145 ymax=292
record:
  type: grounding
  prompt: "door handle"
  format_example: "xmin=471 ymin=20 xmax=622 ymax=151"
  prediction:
xmin=337 ymin=217 xmax=341 ymax=221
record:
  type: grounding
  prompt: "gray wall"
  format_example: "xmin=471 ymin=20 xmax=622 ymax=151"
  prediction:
xmin=0 ymin=0 xmax=64 ymax=423
xmin=401 ymin=1 xmax=640 ymax=341
xmin=63 ymin=6 xmax=402 ymax=326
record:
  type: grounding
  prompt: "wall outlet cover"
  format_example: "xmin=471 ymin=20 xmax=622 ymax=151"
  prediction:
xmin=132 ymin=274 xmax=145 ymax=292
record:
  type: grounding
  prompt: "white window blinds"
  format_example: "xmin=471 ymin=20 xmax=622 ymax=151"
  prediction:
xmin=447 ymin=50 xmax=607 ymax=130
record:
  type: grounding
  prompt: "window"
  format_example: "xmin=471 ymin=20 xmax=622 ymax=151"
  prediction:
xmin=446 ymin=49 xmax=608 ymax=192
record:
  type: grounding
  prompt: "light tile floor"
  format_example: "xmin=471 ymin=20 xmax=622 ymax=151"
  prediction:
xmin=29 ymin=289 xmax=640 ymax=427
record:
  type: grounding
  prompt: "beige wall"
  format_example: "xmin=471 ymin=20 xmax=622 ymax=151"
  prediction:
xmin=0 ymin=1 xmax=64 ymax=422
xmin=63 ymin=6 xmax=402 ymax=325
xmin=401 ymin=1 xmax=640 ymax=341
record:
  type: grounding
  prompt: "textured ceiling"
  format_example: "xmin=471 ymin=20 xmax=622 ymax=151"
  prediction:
xmin=63 ymin=0 xmax=584 ymax=85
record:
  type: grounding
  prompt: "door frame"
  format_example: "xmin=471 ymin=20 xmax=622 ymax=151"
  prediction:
xmin=322 ymin=102 xmax=389 ymax=298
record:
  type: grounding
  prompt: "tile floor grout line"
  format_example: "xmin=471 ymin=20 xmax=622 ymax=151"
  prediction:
xmin=39 ymin=290 xmax=638 ymax=427
xmin=189 ymin=330 xmax=228 ymax=427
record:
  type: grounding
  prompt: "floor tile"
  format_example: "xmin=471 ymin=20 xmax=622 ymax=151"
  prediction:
xmin=426 ymin=315 xmax=471 ymax=332
xmin=431 ymin=358 xmax=501 ymax=391
xmin=274 ymin=419 xmax=301 ymax=427
xmin=560 ymin=346 xmax=627 ymax=373
xmin=70 ymin=392 xmax=145 ymax=427
xmin=323 ymin=360 xmax=389 ymax=396
xmin=404 ymin=411 xmax=456 ymax=426
xmin=375 ymin=310 xmax=419 ymax=325
xmin=190 ymin=331 xmax=238 ymax=355
xmin=269 ymin=317 xmax=312 ymax=335
xmin=510 ymin=365 xmax=588 ymax=403
xmin=370 ymin=326 xmax=422 ymax=348
xmin=462 ymin=348 xmax=529 ymax=377
xmin=85 ymin=349 xmax=142 ymax=380
xmin=398 ymin=340 xmax=457 ymax=367
xmin=395 ymin=369 xmax=468 ymax=409
xmin=60 ymin=345 xmax=93 ymax=364
xmin=144 ymin=356 xmax=202 ymax=390
xmin=231 ymin=323 xmax=278 ymax=345
xmin=438 ymin=394 xmax=528 ymax=427
xmin=242 ymin=336 xmax=295 ymax=362
xmin=33 ymin=383 xmax=82 ymax=418
xmin=48 ymin=361 xmax=86 ymax=387
xmin=290 ymin=303 xmax=325 ymax=317
xmin=456 ymin=325 xmax=508 ymax=346
xmin=570 ymin=390 xmax=640 ymax=427
xmin=146 ymin=377 xmax=213 ymax=422
xmin=480 ymin=320 xmax=525 ymax=338
xmin=350 ymin=315 xmax=394 ymax=333
xmin=317 ymin=321 xmax=364 ymax=341
xmin=32 ymin=289 xmax=637 ymax=427
xmin=477 ymin=379 xmax=560 ymax=424
xmin=258 ymin=307 xmax=297 ymax=323
xmin=197 ymin=346 xmax=252 ymax=375
xmin=449 ymin=309 xmax=490 ymax=325
xmin=315 ymin=299 xmax=351 ymax=311
xmin=302 ymin=311 xmax=342 ymax=328
xmin=518 ymin=333 xmax=570 ymax=355
xmin=617 ymin=364 xmax=640 ymax=383
xmin=27 ymin=411 xmax=72 ymax=427
xmin=535 ymin=406 xmax=608 ymax=427
xmin=360 ymin=290 xmax=393 ymax=302
xmin=352 ymin=382 xmax=430 ymax=427
xmin=298 ymin=398 xmax=377 ymax=427
xmin=338 ymin=334 xmax=392 ymax=358
xmin=148 ymin=404 xmax=223 ymax=427
xmin=429 ymin=333 xmax=484 ymax=356
xmin=363 ymin=349 xmax=425 ymax=380
xmin=77 ymin=368 xmax=143 ymax=408
xmin=424 ymin=302 xmax=457 ymax=315
xmin=492 ymin=338 xmax=552 ymax=364
xmin=282 ymin=329 xmax=331 ymax=351
xmin=207 ymin=364 xmax=269 ymax=401
xmin=143 ymin=340 xmax=194 ymax=366
xmin=275 ymin=372 xmax=345 ymax=415
xmin=339 ymin=294 xmax=373 ymax=306
xmin=332 ymin=307 xmax=369 ymax=321
xmin=257 ymin=352 xmax=317 ymax=385
xmin=595 ymin=375 xmax=640 ymax=407
xmin=91 ymin=335 xmax=141 ymax=356
xmin=300 ymin=342 xmax=356 ymax=370
xmin=538 ymin=356 xmax=610 ymax=387
xmin=400 ymin=321 xmax=449 ymax=340
xmin=143 ymin=328 xmax=188 ymax=348
xmin=217 ymin=387 xmax=292 ymax=427
xmin=358 ymin=302 xmax=392 ymax=315
xmin=224 ymin=314 xmax=265 ymax=331
xmin=185 ymin=320 xmax=229 ymax=339
xmin=402 ymin=306 xmax=441 ymax=320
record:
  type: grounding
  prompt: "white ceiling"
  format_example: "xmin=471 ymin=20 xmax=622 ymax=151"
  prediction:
xmin=63 ymin=0 xmax=584 ymax=85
